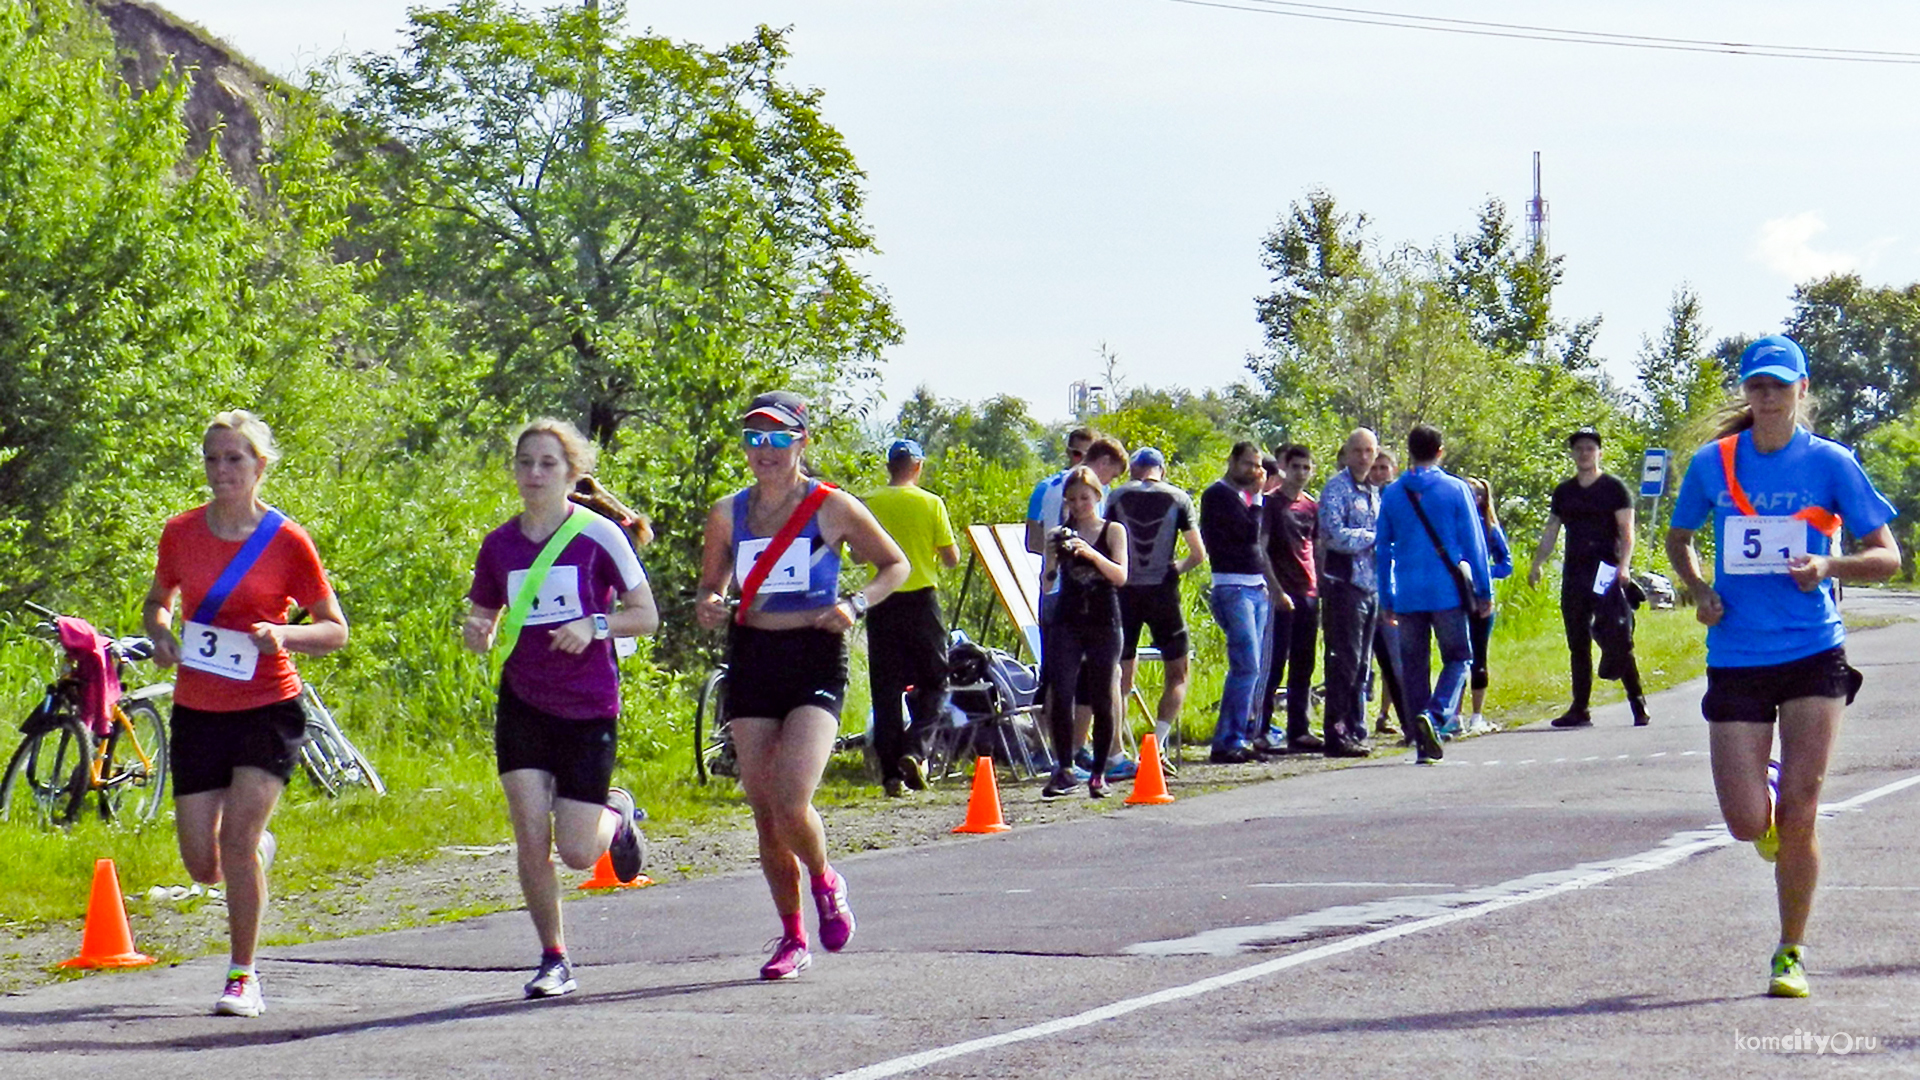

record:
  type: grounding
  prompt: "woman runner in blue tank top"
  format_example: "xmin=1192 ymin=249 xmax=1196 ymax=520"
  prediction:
xmin=694 ymin=391 xmax=909 ymax=981
xmin=1665 ymin=335 xmax=1899 ymax=999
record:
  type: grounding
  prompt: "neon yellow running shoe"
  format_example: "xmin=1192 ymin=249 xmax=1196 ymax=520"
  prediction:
xmin=1768 ymin=944 xmax=1809 ymax=998
xmin=1754 ymin=759 xmax=1781 ymax=863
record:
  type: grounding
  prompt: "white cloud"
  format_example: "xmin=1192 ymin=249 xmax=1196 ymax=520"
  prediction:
xmin=1752 ymin=212 xmax=1861 ymax=280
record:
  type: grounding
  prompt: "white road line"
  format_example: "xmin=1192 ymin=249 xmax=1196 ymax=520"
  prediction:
xmin=1651 ymin=752 xmax=1668 ymax=758
xmin=821 ymin=772 xmax=1920 ymax=1080
xmin=1248 ymin=881 xmax=1457 ymax=889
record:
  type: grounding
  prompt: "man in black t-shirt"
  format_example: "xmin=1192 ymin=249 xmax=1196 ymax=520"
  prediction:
xmin=1527 ymin=428 xmax=1649 ymax=727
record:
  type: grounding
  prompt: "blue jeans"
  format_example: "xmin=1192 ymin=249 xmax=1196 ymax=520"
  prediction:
xmin=1208 ymin=583 xmax=1271 ymax=752
xmin=1395 ymin=607 xmax=1473 ymax=727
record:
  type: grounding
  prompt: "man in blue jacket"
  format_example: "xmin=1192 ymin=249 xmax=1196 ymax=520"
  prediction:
xmin=1376 ymin=424 xmax=1493 ymax=764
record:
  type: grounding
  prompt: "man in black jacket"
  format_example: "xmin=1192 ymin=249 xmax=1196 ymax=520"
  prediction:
xmin=1200 ymin=441 xmax=1274 ymax=763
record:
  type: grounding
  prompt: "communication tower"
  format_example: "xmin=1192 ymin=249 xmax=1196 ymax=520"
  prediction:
xmin=1525 ymin=150 xmax=1549 ymax=256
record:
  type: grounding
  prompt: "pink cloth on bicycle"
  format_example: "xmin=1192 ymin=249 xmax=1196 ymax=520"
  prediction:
xmin=56 ymin=616 xmax=122 ymax=738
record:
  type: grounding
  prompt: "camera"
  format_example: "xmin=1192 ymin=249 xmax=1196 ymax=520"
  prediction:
xmin=1049 ymin=526 xmax=1077 ymax=557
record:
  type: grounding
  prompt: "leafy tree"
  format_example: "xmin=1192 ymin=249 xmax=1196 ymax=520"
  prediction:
xmin=1441 ymin=198 xmax=1561 ymax=361
xmin=893 ymin=386 xmax=1039 ymax=473
xmin=1634 ymin=286 xmax=1726 ymax=450
xmin=0 ymin=0 xmax=363 ymax=601
xmin=1783 ymin=274 xmax=1920 ymax=445
xmin=347 ymin=0 xmax=901 ymax=653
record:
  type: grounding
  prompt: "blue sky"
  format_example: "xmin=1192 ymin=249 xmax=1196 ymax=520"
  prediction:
xmin=157 ymin=0 xmax=1920 ymax=423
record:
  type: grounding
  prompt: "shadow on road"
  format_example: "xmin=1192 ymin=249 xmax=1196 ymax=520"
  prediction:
xmin=0 ymin=976 xmax=762 ymax=1051
xmin=1243 ymin=993 xmax=1738 ymax=1038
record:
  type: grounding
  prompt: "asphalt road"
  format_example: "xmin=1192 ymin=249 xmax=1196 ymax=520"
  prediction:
xmin=7 ymin=611 xmax=1920 ymax=1078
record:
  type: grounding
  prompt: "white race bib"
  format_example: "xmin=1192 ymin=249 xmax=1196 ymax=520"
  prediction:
xmin=504 ymin=565 xmax=583 ymax=625
xmin=1723 ymin=515 xmax=1806 ymax=576
xmin=735 ymin=537 xmax=810 ymax=595
xmin=1591 ymin=561 xmax=1619 ymax=596
xmin=179 ymin=620 xmax=260 ymax=681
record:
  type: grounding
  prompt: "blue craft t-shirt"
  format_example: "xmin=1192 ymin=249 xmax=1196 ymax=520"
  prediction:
xmin=1670 ymin=426 xmax=1895 ymax=668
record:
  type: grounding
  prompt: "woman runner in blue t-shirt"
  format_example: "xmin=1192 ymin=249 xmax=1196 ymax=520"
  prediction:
xmin=1665 ymin=335 xmax=1899 ymax=999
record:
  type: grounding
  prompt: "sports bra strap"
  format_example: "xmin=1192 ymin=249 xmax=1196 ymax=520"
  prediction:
xmin=1716 ymin=435 xmax=1841 ymax=537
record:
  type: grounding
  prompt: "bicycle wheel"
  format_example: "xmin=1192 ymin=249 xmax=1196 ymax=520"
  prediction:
xmin=693 ymin=667 xmax=732 ymax=784
xmin=0 ymin=712 xmax=93 ymax=826
xmin=99 ymin=699 xmax=169 ymax=823
xmin=299 ymin=686 xmax=386 ymax=797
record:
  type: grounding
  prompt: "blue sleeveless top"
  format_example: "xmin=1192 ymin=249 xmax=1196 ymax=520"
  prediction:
xmin=730 ymin=481 xmax=841 ymax=612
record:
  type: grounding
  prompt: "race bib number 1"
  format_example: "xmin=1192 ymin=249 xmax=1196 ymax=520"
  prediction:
xmin=179 ymin=620 xmax=260 ymax=681
xmin=1723 ymin=515 xmax=1806 ymax=576
xmin=504 ymin=565 xmax=584 ymax=625
xmin=735 ymin=537 xmax=810 ymax=595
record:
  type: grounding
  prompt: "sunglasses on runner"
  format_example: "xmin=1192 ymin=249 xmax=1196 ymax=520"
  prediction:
xmin=741 ymin=429 xmax=800 ymax=449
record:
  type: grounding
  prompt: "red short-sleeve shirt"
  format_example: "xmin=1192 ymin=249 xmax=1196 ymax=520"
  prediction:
xmin=154 ymin=505 xmax=333 ymax=712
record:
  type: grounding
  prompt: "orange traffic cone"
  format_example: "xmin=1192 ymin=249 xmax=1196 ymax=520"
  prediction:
xmin=952 ymin=756 xmax=1012 ymax=834
xmin=1125 ymin=734 xmax=1176 ymax=805
xmin=578 ymin=851 xmax=655 ymax=890
xmin=59 ymin=859 xmax=154 ymax=969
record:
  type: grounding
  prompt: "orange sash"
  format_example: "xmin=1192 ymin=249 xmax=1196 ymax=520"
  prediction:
xmin=1716 ymin=435 xmax=1841 ymax=538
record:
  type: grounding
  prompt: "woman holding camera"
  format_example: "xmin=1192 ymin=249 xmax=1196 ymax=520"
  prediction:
xmin=1040 ymin=466 xmax=1130 ymax=799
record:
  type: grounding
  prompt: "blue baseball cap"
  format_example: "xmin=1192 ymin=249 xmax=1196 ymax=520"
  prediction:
xmin=1131 ymin=446 xmax=1165 ymax=470
xmin=886 ymin=438 xmax=924 ymax=462
xmin=1739 ymin=335 xmax=1809 ymax=385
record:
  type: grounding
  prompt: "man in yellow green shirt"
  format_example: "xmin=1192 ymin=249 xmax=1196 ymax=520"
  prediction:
xmin=863 ymin=439 xmax=961 ymax=796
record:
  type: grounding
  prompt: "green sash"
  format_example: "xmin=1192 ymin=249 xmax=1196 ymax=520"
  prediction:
xmin=496 ymin=508 xmax=591 ymax=661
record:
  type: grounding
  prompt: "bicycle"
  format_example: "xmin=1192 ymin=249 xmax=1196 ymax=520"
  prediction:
xmin=297 ymin=682 xmax=386 ymax=797
xmin=0 ymin=602 xmax=173 ymax=826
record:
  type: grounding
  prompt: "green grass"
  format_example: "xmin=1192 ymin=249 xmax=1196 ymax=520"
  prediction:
xmin=0 ymin=575 xmax=1709 ymax=954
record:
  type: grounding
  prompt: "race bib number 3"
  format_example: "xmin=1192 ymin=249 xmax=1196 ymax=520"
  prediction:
xmin=505 ymin=565 xmax=584 ymax=625
xmin=735 ymin=537 xmax=811 ymax=595
xmin=1723 ymin=515 xmax=1806 ymax=576
xmin=179 ymin=620 xmax=260 ymax=681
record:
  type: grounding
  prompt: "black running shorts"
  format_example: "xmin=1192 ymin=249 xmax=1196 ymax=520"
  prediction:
xmin=1118 ymin=579 xmax=1189 ymax=662
xmin=494 ymin=679 xmax=617 ymax=804
xmin=1701 ymin=646 xmax=1862 ymax=724
xmin=171 ymin=697 xmax=309 ymax=797
xmin=724 ymin=624 xmax=848 ymax=722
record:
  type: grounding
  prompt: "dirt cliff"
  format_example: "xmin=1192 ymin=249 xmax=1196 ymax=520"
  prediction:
xmin=87 ymin=0 xmax=286 ymax=197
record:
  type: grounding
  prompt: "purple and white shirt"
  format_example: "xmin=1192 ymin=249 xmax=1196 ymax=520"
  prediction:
xmin=468 ymin=508 xmax=647 ymax=719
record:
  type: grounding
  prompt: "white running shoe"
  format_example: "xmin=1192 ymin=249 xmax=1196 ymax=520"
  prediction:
xmin=214 ymin=970 xmax=264 ymax=1017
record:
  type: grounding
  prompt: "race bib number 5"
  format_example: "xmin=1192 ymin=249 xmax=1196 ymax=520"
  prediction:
xmin=1723 ymin=515 xmax=1806 ymax=576
xmin=179 ymin=620 xmax=260 ymax=681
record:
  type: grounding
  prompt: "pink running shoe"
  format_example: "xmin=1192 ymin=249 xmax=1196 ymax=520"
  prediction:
xmin=760 ymin=935 xmax=812 ymax=980
xmin=812 ymin=872 xmax=856 ymax=952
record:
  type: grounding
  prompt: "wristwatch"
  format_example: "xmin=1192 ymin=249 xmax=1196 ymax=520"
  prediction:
xmin=591 ymin=613 xmax=610 ymax=640
xmin=844 ymin=593 xmax=870 ymax=620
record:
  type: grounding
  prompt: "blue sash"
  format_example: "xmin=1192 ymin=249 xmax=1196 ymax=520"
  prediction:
xmin=191 ymin=509 xmax=287 ymax=624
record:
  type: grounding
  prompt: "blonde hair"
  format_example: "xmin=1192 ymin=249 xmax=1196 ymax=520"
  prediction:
xmin=1062 ymin=465 xmax=1103 ymax=516
xmin=205 ymin=410 xmax=280 ymax=467
xmin=1467 ymin=476 xmax=1500 ymax=531
xmin=511 ymin=418 xmax=597 ymax=480
xmin=1695 ymin=385 xmax=1820 ymax=444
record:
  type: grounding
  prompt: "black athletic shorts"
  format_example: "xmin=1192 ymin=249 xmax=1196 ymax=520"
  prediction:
xmin=1118 ymin=580 xmax=1189 ymax=662
xmin=1701 ymin=646 xmax=1863 ymax=724
xmin=494 ymin=679 xmax=617 ymax=804
xmin=171 ymin=697 xmax=309 ymax=797
xmin=724 ymin=623 xmax=848 ymax=722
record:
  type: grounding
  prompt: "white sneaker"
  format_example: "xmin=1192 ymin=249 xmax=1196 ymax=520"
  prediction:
xmin=214 ymin=970 xmax=264 ymax=1017
xmin=1466 ymin=714 xmax=1495 ymax=737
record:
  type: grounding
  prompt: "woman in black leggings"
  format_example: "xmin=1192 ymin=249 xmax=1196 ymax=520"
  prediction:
xmin=1040 ymin=467 xmax=1130 ymax=799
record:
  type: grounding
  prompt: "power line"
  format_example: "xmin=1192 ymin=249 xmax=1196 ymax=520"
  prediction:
xmin=1167 ymin=0 xmax=1920 ymax=65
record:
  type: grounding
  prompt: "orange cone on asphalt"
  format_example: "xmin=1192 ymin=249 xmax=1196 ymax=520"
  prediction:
xmin=59 ymin=859 xmax=154 ymax=969
xmin=578 ymin=852 xmax=654 ymax=890
xmin=1125 ymin=734 xmax=1176 ymax=805
xmin=952 ymin=756 xmax=1012 ymax=834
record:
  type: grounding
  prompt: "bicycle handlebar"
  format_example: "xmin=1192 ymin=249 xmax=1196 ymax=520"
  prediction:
xmin=23 ymin=599 xmax=57 ymax=620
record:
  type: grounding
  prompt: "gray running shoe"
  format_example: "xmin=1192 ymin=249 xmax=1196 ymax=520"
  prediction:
xmin=606 ymin=787 xmax=645 ymax=883
xmin=524 ymin=955 xmax=576 ymax=998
